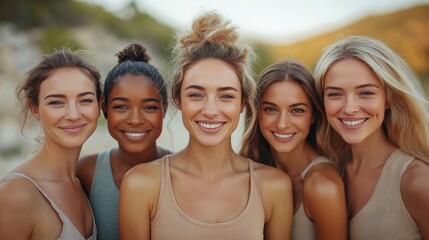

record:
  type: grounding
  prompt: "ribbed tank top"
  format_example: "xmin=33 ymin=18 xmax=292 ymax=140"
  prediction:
xmin=4 ymin=173 xmax=97 ymax=240
xmin=90 ymin=149 xmax=119 ymax=240
xmin=349 ymin=149 xmax=422 ymax=240
xmin=150 ymin=155 xmax=265 ymax=240
xmin=292 ymin=156 xmax=335 ymax=240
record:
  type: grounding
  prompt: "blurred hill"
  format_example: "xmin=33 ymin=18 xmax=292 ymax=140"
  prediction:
xmin=265 ymin=5 xmax=429 ymax=93
xmin=0 ymin=1 xmax=428 ymax=171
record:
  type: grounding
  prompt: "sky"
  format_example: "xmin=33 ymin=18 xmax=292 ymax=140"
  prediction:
xmin=82 ymin=0 xmax=429 ymax=44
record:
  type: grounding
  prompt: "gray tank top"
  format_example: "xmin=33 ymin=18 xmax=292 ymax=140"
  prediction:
xmin=90 ymin=149 xmax=119 ymax=240
xmin=292 ymin=156 xmax=335 ymax=240
xmin=349 ymin=149 xmax=422 ymax=239
xmin=4 ymin=173 xmax=97 ymax=240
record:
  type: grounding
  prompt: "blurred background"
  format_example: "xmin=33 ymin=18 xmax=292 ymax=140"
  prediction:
xmin=1 ymin=0 xmax=428 ymax=177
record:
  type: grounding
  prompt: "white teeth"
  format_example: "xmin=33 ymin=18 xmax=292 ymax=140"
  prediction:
xmin=273 ymin=132 xmax=294 ymax=139
xmin=125 ymin=132 xmax=146 ymax=138
xmin=342 ymin=119 xmax=365 ymax=126
xmin=199 ymin=122 xmax=222 ymax=129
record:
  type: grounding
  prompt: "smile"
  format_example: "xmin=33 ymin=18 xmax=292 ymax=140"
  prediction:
xmin=273 ymin=132 xmax=294 ymax=139
xmin=124 ymin=132 xmax=147 ymax=138
xmin=341 ymin=119 xmax=365 ymax=126
xmin=198 ymin=122 xmax=223 ymax=129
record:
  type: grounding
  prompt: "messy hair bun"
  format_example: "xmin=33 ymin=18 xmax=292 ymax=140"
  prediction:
xmin=170 ymin=11 xmax=257 ymax=140
xmin=116 ymin=43 xmax=151 ymax=64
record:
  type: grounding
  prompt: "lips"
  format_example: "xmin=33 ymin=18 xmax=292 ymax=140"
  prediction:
xmin=59 ymin=124 xmax=86 ymax=133
xmin=273 ymin=132 xmax=294 ymax=139
xmin=341 ymin=118 xmax=366 ymax=126
xmin=198 ymin=121 xmax=224 ymax=129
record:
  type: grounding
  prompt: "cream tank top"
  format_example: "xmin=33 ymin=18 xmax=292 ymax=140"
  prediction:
xmin=292 ymin=156 xmax=335 ymax=240
xmin=150 ymin=155 xmax=265 ymax=240
xmin=349 ymin=149 xmax=422 ymax=240
xmin=3 ymin=173 xmax=97 ymax=240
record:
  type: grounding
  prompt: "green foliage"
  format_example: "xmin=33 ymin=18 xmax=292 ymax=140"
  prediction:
xmin=37 ymin=27 xmax=84 ymax=53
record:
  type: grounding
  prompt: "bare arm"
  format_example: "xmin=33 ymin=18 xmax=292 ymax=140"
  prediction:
xmin=402 ymin=159 xmax=429 ymax=238
xmin=0 ymin=180 xmax=37 ymax=239
xmin=257 ymin=165 xmax=293 ymax=240
xmin=304 ymin=165 xmax=347 ymax=240
xmin=119 ymin=162 xmax=161 ymax=240
xmin=76 ymin=154 xmax=98 ymax=196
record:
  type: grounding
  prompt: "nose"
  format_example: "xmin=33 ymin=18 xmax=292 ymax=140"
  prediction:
xmin=344 ymin=95 xmax=359 ymax=115
xmin=65 ymin=103 xmax=81 ymax=120
xmin=127 ymin=109 xmax=143 ymax=125
xmin=276 ymin=111 xmax=291 ymax=130
xmin=202 ymin=98 xmax=219 ymax=117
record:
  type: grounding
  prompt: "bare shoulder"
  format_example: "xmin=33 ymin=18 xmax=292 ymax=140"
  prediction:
xmin=401 ymin=159 xmax=429 ymax=237
xmin=121 ymin=159 xmax=163 ymax=192
xmin=252 ymin=161 xmax=292 ymax=192
xmin=0 ymin=178 xmax=39 ymax=223
xmin=76 ymin=153 xmax=99 ymax=195
xmin=401 ymin=158 xmax=429 ymax=198
xmin=304 ymin=162 xmax=344 ymax=199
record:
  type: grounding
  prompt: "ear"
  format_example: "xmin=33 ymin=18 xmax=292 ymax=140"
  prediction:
xmin=385 ymin=101 xmax=390 ymax=110
xmin=29 ymin=102 xmax=40 ymax=121
xmin=174 ymin=96 xmax=182 ymax=110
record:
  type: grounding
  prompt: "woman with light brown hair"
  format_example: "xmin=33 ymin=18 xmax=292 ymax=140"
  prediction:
xmin=119 ymin=11 xmax=293 ymax=240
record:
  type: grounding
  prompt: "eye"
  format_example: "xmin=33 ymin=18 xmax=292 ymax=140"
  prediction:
xmin=47 ymin=100 xmax=63 ymax=105
xmin=188 ymin=93 xmax=202 ymax=98
xmin=144 ymin=105 xmax=159 ymax=111
xmin=221 ymin=94 xmax=234 ymax=99
xmin=80 ymin=98 xmax=94 ymax=104
xmin=360 ymin=90 xmax=375 ymax=96
xmin=263 ymin=107 xmax=277 ymax=113
xmin=113 ymin=105 xmax=127 ymax=110
xmin=291 ymin=108 xmax=305 ymax=114
xmin=325 ymin=92 xmax=342 ymax=98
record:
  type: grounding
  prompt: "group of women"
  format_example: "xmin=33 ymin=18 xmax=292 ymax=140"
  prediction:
xmin=0 ymin=10 xmax=428 ymax=240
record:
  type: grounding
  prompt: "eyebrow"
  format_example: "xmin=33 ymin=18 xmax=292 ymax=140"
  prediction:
xmin=185 ymin=85 xmax=239 ymax=92
xmin=44 ymin=91 xmax=95 ymax=100
xmin=324 ymin=83 xmax=380 ymax=91
xmin=261 ymin=101 xmax=309 ymax=108
xmin=110 ymin=97 xmax=161 ymax=104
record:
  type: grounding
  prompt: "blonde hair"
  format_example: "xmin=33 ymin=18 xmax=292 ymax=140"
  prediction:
xmin=169 ymin=11 xmax=257 ymax=139
xmin=314 ymin=36 xmax=429 ymax=167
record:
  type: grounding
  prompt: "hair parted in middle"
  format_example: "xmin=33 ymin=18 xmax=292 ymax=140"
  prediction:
xmin=169 ymin=11 xmax=257 ymax=139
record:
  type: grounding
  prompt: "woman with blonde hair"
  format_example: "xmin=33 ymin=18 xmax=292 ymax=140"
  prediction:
xmin=314 ymin=35 xmax=429 ymax=239
xmin=119 ymin=11 xmax=293 ymax=240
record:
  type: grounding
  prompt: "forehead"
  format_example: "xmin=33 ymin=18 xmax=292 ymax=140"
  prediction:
xmin=182 ymin=58 xmax=240 ymax=90
xmin=325 ymin=58 xmax=382 ymax=87
xmin=262 ymin=80 xmax=311 ymax=104
xmin=39 ymin=68 xmax=95 ymax=96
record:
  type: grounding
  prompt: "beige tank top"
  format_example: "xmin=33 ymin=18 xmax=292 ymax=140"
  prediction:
xmin=150 ymin=155 xmax=265 ymax=240
xmin=292 ymin=156 xmax=335 ymax=240
xmin=349 ymin=149 xmax=422 ymax=239
xmin=4 ymin=173 xmax=97 ymax=240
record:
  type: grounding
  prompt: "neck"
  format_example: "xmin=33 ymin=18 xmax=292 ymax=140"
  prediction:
xmin=115 ymin=143 xmax=160 ymax=169
xmin=349 ymin=129 xmax=396 ymax=168
xmin=272 ymin=142 xmax=318 ymax=178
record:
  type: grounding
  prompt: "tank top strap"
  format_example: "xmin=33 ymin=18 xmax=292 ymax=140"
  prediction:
xmin=4 ymin=173 xmax=64 ymax=214
xmin=300 ymin=156 xmax=335 ymax=179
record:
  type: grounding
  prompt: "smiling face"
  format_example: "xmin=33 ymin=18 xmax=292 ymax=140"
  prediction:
xmin=178 ymin=58 xmax=242 ymax=147
xmin=259 ymin=80 xmax=314 ymax=154
xmin=31 ymin=68 xmax=100 ymax=149
xmin=106 ymin=74 xmax=164 ymax=153
xmin=323 ymin=58 xmax=388 ymax=145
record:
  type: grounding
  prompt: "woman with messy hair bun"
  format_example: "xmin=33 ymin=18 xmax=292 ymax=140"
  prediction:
xmin=77 ymin=43 xmax=171 ymax=240
xmin=119 ymin=11 xmax=293 ymax=240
